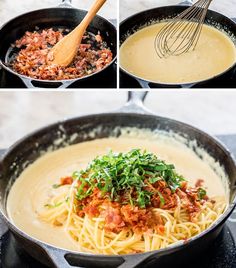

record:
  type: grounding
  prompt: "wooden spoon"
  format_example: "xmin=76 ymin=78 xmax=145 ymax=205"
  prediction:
xmin=48 ymin=0 xmax=107 ymax=67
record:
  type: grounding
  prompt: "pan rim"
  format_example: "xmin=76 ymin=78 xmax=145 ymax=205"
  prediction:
xmin=1 ymin=111 xmax=236 ymax=260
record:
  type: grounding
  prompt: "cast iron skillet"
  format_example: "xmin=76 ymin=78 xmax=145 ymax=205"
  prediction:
xmin=0 ymin=0 xmax=117 ymax=89
xmin=120 ymin=0 xmax=236 ymax=88
xmin=0 ymin=92 xmax=236 ymax=268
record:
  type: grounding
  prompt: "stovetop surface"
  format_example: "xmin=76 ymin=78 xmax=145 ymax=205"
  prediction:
xmin=0 ymin=134 xmax=236 ymax=268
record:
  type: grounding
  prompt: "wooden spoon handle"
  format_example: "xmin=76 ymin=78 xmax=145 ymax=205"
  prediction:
xmin=49 ymin=0 xmax=107 ymax=66
xmin=79 ymin=0 xmax=107 ymax=30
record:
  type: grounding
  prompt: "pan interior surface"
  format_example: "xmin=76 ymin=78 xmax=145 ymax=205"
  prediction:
xmin=6 ymin=126 xmax=230 ymax=254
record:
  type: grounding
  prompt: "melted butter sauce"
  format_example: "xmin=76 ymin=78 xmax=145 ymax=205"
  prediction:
xmin=7 ymin=136 xmax=228 ymax=251
xmin=120 ymin=22 xmax=236 ymax=84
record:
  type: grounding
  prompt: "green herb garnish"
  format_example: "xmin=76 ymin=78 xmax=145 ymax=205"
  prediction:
xmin=52 ymin=184 xmax=61 ymax=189
xmin=157 ymin=190 xmax=165 ymax=206
xmin=72 ymin=149 xmax=186 ymax=208
xmin=197 ymin=188 xmax=207 ymax=200
xmin=45 ymin=201 xmax=63 ymax=208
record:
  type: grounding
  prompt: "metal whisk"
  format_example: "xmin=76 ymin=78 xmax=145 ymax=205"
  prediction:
xmin=154 ymin=0 xmax=213 ymax=58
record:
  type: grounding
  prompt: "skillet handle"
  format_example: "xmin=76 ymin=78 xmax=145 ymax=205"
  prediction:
xmin=41 ymin=244 xmax=81 ymax=268
xmin=42 ymin=242 xmax=155 ymax=268
xmin=20 ymin=77 xmax=74 ymax=89
xmin=118 ymin=252 xmax=157 ymax=268
xmin=181 ymin=82 xmax=196 ymax=88
xmin=117 ymin=91 xmax=153 ymax=114
xmin=136 ymin=78 xmax=197 ymax=89
xmin=136 ymin=78 xmax=151 ymax=89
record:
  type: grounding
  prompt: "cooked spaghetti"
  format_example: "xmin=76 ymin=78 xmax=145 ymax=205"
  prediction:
xmin=40 ymin=149 xmax=226 ymax=254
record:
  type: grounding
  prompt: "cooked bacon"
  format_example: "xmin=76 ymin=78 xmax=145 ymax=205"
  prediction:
xmin=11 ymin=28 xmax=113 ymax=80
xmin=95 ymin=34 xmax=102 ymax=43
xmin=60 ymin=176 xmax=73 ymax=185
xmin=104 ymin=207 xmax=126 ymax=232
xmin=73 ymin=177 xmax=207 ymax=234
xmin=84 ymin=204 xmax=100 ymax=217
xmin=176 ymin=188 xmax=202 ymax=222
xmin=195 ymin=179 xmax=204 ymax=188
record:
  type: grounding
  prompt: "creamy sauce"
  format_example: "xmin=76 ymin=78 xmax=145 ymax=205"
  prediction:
xmin=7 ymin=136 xmax=227 ymax=251
xmin=120 ymin=23 xmax=236 ymax=84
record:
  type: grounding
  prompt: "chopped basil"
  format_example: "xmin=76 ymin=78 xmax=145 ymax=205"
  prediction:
xmin=52 ymin=184 xmax=61 ymax=189
xmin=157 ymin=190 xmax=165 ymax=206
xmin=198 ymin=188 xmax=207 ymax=200
xmin=45 ymin=202 xmax=63 ymax=208
xmin=73 ymin=149 xmax=187 ymax=208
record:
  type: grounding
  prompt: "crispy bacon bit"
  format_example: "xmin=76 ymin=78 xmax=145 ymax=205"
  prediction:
xmin=60 ymin=176 xmax=73 ymax=185
xmin=157 ymin=225 xmax=165 ymax=234
xmin=11 ymin=28 xmax=113 ymax=80
xmin=195 ymin=179 xmax=204 ymax=188
xmin=104 ymin=207 xmax=126 ymax=232
xmin=84 ymin=204 xmax=100 ymax=217
xmin=95 ymin=34 xmax=102 ymax=43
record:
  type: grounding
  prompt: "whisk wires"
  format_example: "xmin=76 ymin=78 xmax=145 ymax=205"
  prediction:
xmin=154 ymin=0 xmax=213 ymax=58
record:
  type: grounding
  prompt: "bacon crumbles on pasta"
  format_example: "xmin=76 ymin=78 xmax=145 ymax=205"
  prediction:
xmin=40 ymin=149 xmax=226 ymax=254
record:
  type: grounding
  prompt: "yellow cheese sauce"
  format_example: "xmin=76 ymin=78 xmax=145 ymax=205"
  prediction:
xmin=7 ymin=134 xmax=228 ymax=251
xmin=120 ymin=22 xmax=236 ymax=84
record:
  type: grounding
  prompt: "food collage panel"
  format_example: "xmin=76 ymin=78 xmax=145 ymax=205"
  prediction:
xmin=0 ymin=1 xmax=236 ymax=268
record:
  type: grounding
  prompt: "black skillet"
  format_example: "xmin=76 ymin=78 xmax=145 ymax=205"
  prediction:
xmin=0 ymin=0 xmax=117 ymax=89
xmin=0 ymin=92 xmax=236 ymax=268
xmin=119 ymin=0 xmax=236 ymax=88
